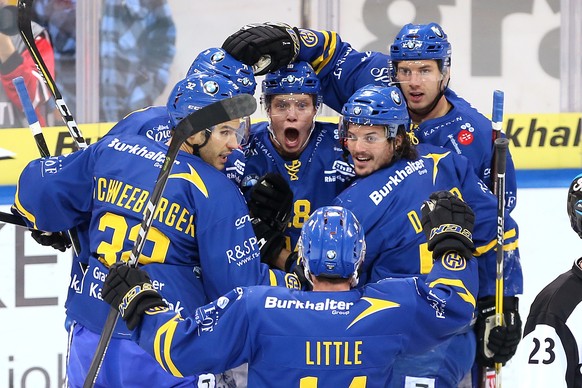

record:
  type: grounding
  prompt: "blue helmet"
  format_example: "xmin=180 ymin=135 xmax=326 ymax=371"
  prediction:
xmin=340 ymin=84 xmax=410 ymax=139
xmin=262 ymin=61 xmax=322 ymax=107
xmin=187 ymin=47 xmax=256 ymax=95
xmin=299 ymin=206 xmax=366 ymax=287
xmin=389 ymin=23 xmax=451 ymax=79
xmin=167 ymin=72 xmax=243 ymax=128
xmin=567 ymin=173 xmax=582 ymax=238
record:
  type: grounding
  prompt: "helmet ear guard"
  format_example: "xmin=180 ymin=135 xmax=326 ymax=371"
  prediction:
xmin=299 ymin=206 xmax=366 ymax=287
xmin=567 ymin=173 xmax=582 ymax=238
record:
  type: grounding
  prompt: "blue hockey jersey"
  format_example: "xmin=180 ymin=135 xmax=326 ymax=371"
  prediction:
xmin=333 ymin=143 xmax=522 ymax=298
xmin=295 ymin=28 xmax=518 ymax=212
xmin=134 ymin=252 xmax=478 ymax=387
xmin=13 ymin=133 xmax=298 ymax=337
xmin=242 ymin=121 xmax=354 ymax=250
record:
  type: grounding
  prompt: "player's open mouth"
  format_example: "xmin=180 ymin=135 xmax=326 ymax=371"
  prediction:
xmin=284 ymin=128 xmax=300 ymax=148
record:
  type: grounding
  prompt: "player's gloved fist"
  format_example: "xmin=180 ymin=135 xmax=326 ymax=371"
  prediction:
xmin=248 ymin=173 xmax=293 ymax=232
xmin=287 ymin=252 xmax=313 ymax=291
xmin=476 ymin=296 xmax=522 ymax=367
xmin=30 ymin=230 xmax=72 ymax=252
xmin=222 ymin=22 xmax=300 ymax=75
xmin=421 ymin=190 xmax=475 ymax=260
xmin=102 ymin=262 xmax=166 ymax=330
xmin=252 ymin=217 xmax=285 ymax=267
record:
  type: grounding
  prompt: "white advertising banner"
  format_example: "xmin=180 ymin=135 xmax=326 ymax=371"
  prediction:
xmin=0 ymin=205 xmax=71 ymax=388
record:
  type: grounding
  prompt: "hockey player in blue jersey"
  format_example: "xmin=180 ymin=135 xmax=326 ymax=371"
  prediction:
xmin=101 ymin=200 xmax=478 ymax=387
xmin=240 ymin=61 xmax=354 ymax=259
xmin=325 ymin=84 xmax=522 ymax=387
xmin=222 ymin=22 xmax=522 ymax=384
xmin=12 ymin=72 xmax=299 ymax=388
xmin=186 ymin=47 xmax=257 ymax=187
xmin=222 ymin=23 xmax=517 ymax=215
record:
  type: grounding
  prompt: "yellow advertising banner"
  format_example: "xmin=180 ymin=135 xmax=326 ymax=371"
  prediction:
xmin=0 ymin=123 xmax=115 ymax=185
xmin=0 ymin=113 xmax=581 ymax=185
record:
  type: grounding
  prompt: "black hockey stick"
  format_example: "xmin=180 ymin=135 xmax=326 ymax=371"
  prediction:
xmin=490 ymin=90 xmax=504 ymax=194
xmin=492 ymin=137 xmax=509 ymax=388
xmin=13 ymin=76 xmax=81 ymax=255
xmin=83 ymin=93 xmax=257 ymax=388
xmin=0 ymin=211 xmax=27 ymax=227
xmin=17 ymin=0 xmax=87 ymax=150
xmin=480 ymin=89 xmax=507 ymax=387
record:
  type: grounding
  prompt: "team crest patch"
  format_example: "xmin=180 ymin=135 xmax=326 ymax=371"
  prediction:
xmin=441 ymin=252 xmax=467 ymax=271
xmin=300 ymin=29 xmax=318 ymax=47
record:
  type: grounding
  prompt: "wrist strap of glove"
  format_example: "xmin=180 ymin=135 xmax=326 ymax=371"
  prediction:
xmin=118 ymin=282 xmax=160 ymax=318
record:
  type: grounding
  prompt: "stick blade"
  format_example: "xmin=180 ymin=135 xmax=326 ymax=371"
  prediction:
xmin=174 ymin=94 xmax=257 ymax=142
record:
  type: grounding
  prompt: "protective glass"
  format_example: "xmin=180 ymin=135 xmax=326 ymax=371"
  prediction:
xmin=338 ymin=121 xmax=397 ymax=144
xmin=394 ymin=63 xmax=444 ymax=83
xmin=207 ymin=116 xmax=251 ymax=146
xmin=269 ymin=96 xmax=316 ymax=116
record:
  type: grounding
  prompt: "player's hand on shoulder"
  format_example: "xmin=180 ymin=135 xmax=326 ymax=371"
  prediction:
xmin=476 ymin=295 xmax=522 ymax=367
xmin=102 ymin=262 xmax=166 ymax=330
xmin=222 ymin=22 xmax=300 ymax=75
xmin=421 ymin=190 xmax=475 ymax=260
xmin=30 ymin=230 xmax=72 ymax=252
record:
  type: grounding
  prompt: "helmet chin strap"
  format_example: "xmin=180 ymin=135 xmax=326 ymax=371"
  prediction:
xmin=408 ymin=76 xmax=450 ymax=119
xmin=185 ymin=130 xmax=211 ymax=156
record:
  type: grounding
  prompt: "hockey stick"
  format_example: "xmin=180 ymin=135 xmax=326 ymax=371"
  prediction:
xmin=481 ymin=89 xmax=506 ymax=387
xmin=491 ymin=90 xmax=504 ymax=194
xmin=13 ymin=76 xmax=50 ymax=156
xmin=0 ymin=211 xmax=27 ymax=227
xmin=493 ymin=137 xmax=509 ymax=388
xmin=12 ymin=76 xmax=81 ymax=255
xmin=83 ymin=93 xmax=257 ymax=388
xmin=17 ymin=0 xmax=87 ymax=150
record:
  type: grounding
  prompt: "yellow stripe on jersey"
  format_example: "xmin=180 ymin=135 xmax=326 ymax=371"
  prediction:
xmin=428 ymin=278 xmax=476 ymax=308
xmin=169 ymin=163 xmax=208 ymax=198
xmin=421 ymin=151 xmax=451 ymax=185
xmin=347 ymin=297 xmax=400 ymax=329
xmin=311 ymin=31 xmax=338 ymax=74
xmin=12 ymin=184 xmax=37 ymax=228
xmin=154 ymin=314 xmax=183 ymax=377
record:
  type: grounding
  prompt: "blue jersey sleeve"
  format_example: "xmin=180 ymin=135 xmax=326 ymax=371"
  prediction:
xmin=13 ymin=149 xmax=95 ymax=231
xmin=296 ymin=29 xmax=390 ymax=113
xmin=136 ymin=287 xmax=251 ymax=377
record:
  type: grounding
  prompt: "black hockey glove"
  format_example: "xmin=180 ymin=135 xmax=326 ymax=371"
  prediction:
xmin=252 ymin=217 xmax=285 ymax=267
xmin=222 ymin=22 xmax=300 ymax=75
xmin=102 ymin=263 xmax=166 ymax=330
xmin=248 ymin=173 xmax=293 ymax=232
xmin=476 ymin=296 xmax=522 ymax=367
xmin=288 ymin=252 xmax=313 ymax=291
xmin=30 ymin=230 xmax=72 ymax=252
xmin=421 ymin=191 xmax=475 ymax=260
